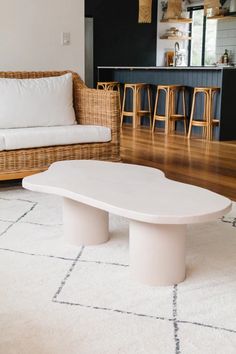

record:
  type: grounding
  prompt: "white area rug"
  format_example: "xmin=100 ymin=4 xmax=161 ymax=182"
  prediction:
xmin=0 ymin=187 xmax=235 ymax=354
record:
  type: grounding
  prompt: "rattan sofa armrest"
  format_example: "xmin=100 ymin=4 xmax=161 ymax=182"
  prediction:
xmin=74 ymin=88 xmax=120 ymax=138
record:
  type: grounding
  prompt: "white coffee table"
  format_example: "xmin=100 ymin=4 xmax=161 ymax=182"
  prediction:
xmin=23 ymin=160 xmax=232 ymax=286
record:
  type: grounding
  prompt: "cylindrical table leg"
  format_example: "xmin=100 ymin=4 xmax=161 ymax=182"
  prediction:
xmin=129 ymin=221 xmax=186 ymax=286
xmin=63 ymin=198 xmax=109 ymax=246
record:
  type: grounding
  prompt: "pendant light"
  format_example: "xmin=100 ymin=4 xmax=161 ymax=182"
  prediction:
xmin=204 ymin=0 xmax=221 ymax=16
xmin=138 ymin=0 xmax=153 ymax=23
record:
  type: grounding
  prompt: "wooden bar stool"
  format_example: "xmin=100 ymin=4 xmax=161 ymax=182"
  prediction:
xmin=121 ymin=83 xmax=152 ymax=128
xmin=188 ymin=87 xmax=220 ymax=140
xmin=152 ymin=85 xmax=187 ymax=135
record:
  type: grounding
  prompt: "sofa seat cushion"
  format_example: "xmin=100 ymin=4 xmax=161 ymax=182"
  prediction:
xmin=0 ymin=135 xmax=5 ymax=151
xmin=0 ymin=73 xmax=76 ymax=128
xmin=0 ymin=125 xmax=111 ymax=151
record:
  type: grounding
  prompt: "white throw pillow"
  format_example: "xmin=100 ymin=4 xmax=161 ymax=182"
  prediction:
xmin=0 ymin=73 xmax=77 ymax=128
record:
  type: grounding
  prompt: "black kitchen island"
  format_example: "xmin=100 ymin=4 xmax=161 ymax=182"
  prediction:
xmin=97 ymin=66 xmax=236 ymax=141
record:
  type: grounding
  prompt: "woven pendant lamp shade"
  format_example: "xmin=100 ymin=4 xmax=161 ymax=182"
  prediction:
xmin=165 ymin=0 xmax=182 ymax=19
xmin=204 ymin=0 xmax=221 ymax=15
xmin=138 ymin=0 xmax=152 ymax=23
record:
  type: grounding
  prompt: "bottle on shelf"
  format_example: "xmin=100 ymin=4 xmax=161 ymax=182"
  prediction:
xmin=223 ymin=49 xmax=229 ymax=65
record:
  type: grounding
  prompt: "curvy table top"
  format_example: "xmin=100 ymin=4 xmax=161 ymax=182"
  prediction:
xmin=22 ymin=160 xmax=232 ymax=224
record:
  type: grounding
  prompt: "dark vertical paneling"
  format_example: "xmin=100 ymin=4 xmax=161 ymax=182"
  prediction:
xmin=220 ymin=69 xmax=236 ymax=140
xmin=97 ymin=67 xmax=235 ymax=140
xmin=86 ymin=0 xmax=157 ymax=85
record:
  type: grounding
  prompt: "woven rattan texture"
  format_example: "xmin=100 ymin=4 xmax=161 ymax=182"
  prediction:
xmin=0 ymin=71 xmax=120 ymax=180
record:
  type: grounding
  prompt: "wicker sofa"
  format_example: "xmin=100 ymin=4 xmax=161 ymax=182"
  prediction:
xmin=0 ymin=70 xmax=120 ymax=181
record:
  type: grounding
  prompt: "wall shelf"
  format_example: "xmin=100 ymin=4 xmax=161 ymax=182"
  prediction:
xmin=160 ymin=18 xmax=192 ymax=23
xmin=160 ymin=35 xmax=191 ymax=40
xmin=207 ymin=15 xmax=236 ymax=20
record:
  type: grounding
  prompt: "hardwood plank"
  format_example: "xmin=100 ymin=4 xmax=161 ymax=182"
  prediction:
xmin=121 ymin=126 xmax=236 ymax=201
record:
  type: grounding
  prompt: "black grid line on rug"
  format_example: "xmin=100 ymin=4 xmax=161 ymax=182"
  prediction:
xmin=0 ymin=245 xmax=129 ymax=267
xmin=20 ymin=221 xmax=63 ymax=227
xmin=0 ymin=201 xmax=37 ymax=238
xmin=173 ymin=285 xmax=180 ymax=354
xmin=177 ymin=320 xmax=236 ymax=334
xmin=0 ymin=196 xmax=32 ymax=201
xmin=0 ymin=219 xmax=62 ymax=227
xmin=0 ymin=247 xmax=75 ymax=262
xmin=78 ymin=259 xmax=128 ymax=267
xmin=52 ymin=244 xmax=236 ymax=354
xmin=54 ymin=298 xmax=173 ymax=322
xmin=52 ymin=247 xmax=84 ymax=302
xmin=52 ymin=245 xmax=173 ymax=323
xmin=221 ymin=216 xmax=236 ymax=227
xmin=0 ymin=192 xmax=236 ymax=354
xmin=0 ymin=196 xmax=36 ymax=204
xmin=1 ymin=230 xmax=235 ymax=338
xmin=0 ymin=196 xmax=37 ymax=223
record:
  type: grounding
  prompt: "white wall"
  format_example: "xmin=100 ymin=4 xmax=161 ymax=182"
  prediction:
xmin=216 ymin=19 xmax=236 ymax=65
xmin=0 ymin=0 xmax=84 ymax=78
xmin=156 ymin=1 xmax=189 ymax=66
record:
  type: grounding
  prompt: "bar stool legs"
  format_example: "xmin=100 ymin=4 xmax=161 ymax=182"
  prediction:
xmin=152 ymin=86 xmax=170 ymax=134
xmin=121 ymin=84 xmax=152 ymax=128
xmin=209 ymin=89 xmax=220 ymax=141
xmin=152 ymin=85 xmax=187 ymax=135
xmin=147 ymin=86 xmax=152 ymax=128
xmin=188 ymin=87 xmax=220 ymax=141
xmin=137 ymin=84 xmax=152 ymax=128
xmin=169 ymin=87 xmax=188 ymax=135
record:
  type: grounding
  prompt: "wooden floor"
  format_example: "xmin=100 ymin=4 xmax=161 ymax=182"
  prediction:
xmin=121 ymin=126 xmax=236 ymax=201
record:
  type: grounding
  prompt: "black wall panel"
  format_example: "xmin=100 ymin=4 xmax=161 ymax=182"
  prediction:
xmin=85 ymin=0 xmax=158 ymax=81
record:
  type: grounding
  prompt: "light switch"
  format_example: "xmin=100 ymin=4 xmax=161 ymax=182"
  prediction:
xmin=62 ymin=32 xmax=71 ymax=46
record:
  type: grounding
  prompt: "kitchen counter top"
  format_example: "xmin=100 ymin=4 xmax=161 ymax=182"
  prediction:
xmin=98 ymin=66 xmax=235 ymax=70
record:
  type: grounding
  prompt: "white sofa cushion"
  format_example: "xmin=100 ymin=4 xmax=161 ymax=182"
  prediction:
xmin=0 ymin=135 xmax=5 ymax=151
xmin=0 ymin=73 xmax=76 ymax=129
xmin=0 ymin=125 xmax=111 ymax=151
